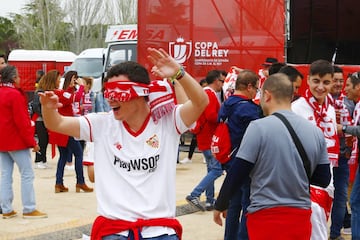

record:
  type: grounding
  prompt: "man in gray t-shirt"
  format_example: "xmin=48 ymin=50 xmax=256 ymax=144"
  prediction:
xmin=213 ymin=73 xmax=331 ymax=240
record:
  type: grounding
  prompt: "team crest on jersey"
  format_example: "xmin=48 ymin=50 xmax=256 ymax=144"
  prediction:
xmin=114 ymin=142 xmax=122 ymax=150
xmin=146 ymin=134 xmax=159 ymax=148
xmin=308 ymin=116 xmax=314 ymax=121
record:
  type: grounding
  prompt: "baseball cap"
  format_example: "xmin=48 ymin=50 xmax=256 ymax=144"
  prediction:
xmin=262 ymin=57 xmax=278 ymax=66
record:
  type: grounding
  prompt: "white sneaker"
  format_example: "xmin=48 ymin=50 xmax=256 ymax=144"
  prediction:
xmin=43 ymin=162 xmax=51 ymax=169
xmin=180 ymin=157 xmax=192 ymax=164
xmin=35 ymin=162 xmax=46 ymax=169
xmin=342 ymin=227 xmax=352 ymax=235
xmin=65 ymin=164 xmax=75 ymax=170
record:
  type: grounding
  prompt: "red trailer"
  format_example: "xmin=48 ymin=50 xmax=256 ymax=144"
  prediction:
xmin=103 ymin=0 xmax=360 ymax=97
xmin=8 ymin=49 xmax=77 ymax=98
xmin=137 ymin=0 xmax=285 ymax=80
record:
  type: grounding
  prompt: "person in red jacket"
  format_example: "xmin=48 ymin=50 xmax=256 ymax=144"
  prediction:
xmin=185 ymin=70 xmax=224 ymax=211
xmin=0 ymin=53 xmax=6 ymax=215
xmin=0 ymin=65 xmax=47 ymax=219
xmin=50 ymin=70 xmax=93 ymax=193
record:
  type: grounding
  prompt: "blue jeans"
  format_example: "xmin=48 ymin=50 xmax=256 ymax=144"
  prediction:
xmin=351 ymin=166 xmax=360 ymax=239
xmin=190 ymin=150 xmax=223 ymax=203
xmin=103 ymin=232 xmax=178 ymax=240
xmin=56 ymin=137 xmax=85 ymax=185
xmin=330 ymin=156 xmax=350 ymax=238
xmin=0 ymin=150 xmax=36 ymax=214
xmin=225 ymin=178 xmax=250 ymax=240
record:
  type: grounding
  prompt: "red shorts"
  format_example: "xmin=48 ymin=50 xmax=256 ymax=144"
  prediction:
xmin=247 ymin=207 xmax=311 ymax=240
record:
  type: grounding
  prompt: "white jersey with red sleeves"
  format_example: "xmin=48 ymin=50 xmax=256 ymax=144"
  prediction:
xmin=78 ymin=105 xmax=188 ymax=238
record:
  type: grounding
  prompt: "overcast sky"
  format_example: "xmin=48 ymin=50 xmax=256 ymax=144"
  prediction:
xmin=0 ymin=0 xmax=29 ymax=18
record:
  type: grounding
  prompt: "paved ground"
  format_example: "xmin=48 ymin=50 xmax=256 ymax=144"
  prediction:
xmin=0 ymin=148 xmax=352 ymax=240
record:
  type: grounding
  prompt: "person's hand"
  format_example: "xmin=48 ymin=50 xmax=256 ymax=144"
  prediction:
xmin=39 ymin=91 xmax=63 ymax=109
xmin=213 ymin=209 xmax=227 ymax=226
xmin=231 ymin=66 xmax=244 ymax=74
xmin=32 ymin=144 xmax=40 ymax=153
xmin=147 ymin=48 xmax=181 ymax=78
xmin=76 ymin=77 xmax=85 ymax=86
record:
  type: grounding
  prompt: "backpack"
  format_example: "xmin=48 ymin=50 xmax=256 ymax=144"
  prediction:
xmin=211 ymin=118 xmax=232 ymax=164
xmin=211 ymin=99 xmax=252 ymax=164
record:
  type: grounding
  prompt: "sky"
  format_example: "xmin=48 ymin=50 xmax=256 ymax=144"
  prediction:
xmin=0 ymin=0 xmax=29 ymax=18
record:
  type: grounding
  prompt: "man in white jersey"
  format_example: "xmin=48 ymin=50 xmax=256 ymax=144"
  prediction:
xmin=213 ymin=73 xmax=331 ymax=240
xmin=39 ymin=48 xmax=209 ymax=240
xmin=292 ymin=59 xmax=338 ymax=240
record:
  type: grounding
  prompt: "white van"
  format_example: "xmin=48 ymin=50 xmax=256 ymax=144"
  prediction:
xmin=66 ymin=48 xmax=105 ymax=92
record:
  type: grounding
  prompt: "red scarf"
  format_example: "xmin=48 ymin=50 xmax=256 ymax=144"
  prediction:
xmin=104 ymin=79 xmax=176 ymax=123
xmin=304 ymin=89 xmax=340 ymax=166
xmin=90 ymin=216 xmax=182 ymax=240
xmin=329 ymin=92 xmax=353 ymax=127
xmin=330 ymin=92 xmax=356 ymax=163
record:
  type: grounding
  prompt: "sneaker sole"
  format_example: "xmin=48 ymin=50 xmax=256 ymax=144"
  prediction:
xmin=23 ymin=215 xmax=48 ymax=219
xmin=186 ymin=198 xmax=205 ymax=211
xmin=3 ymin=213 xmax=17 ymax=219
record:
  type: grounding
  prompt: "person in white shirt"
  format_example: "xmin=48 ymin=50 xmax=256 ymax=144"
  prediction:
xmin=39 ymin=48 xmax=208 ymax=239
xmin=292 ymin=59 xmax=338 ymax=240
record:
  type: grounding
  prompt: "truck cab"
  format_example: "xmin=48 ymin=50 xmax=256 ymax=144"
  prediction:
xmin=103 ymin=24 xmax=137 ymax=75
xmin=105 ymin=41 xmax=137 ymax=72
xmin=66 ymin=48 xmax=105 ymax=93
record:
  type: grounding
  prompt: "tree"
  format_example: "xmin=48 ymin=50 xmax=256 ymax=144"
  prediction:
xmin=106 ymin=0 xmax=138 ymax=24
xmin=5 ymin=0 xmax=139 ymax=53
xmin=63 ymin=0 xmax=107 ymax=53
xmin=0 ymin=17 xmax=19 ymax=55
xmin=13 ymin=0 xmax=70 ymax=50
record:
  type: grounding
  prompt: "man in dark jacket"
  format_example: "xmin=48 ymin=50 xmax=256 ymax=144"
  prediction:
xmin=218 ymin=70 xmax=261 ymax=240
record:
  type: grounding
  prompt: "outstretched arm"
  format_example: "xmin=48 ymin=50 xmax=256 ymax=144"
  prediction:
xmin=147 ymin=48 xmax=208 ymax=127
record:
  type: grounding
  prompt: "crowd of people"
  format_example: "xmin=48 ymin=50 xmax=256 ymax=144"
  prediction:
xmin=1 ymin=48 xmax=360 ymax=240
xmin=181 ymin=58 xmax=358 ymax=240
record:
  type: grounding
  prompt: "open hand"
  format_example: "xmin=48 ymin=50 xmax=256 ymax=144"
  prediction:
xmin=147 ymin=48 xmax=181 ymax=78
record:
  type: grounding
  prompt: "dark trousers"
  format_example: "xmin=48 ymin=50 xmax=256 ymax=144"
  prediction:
xmin=56 ymin=137 xmax=85 ymax=185
xmin=35 ymin=121 xmax=48 ymax=163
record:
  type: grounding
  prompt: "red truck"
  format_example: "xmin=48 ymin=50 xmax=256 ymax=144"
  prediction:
xmin=105 ymin=0 xmax=360 ymax=95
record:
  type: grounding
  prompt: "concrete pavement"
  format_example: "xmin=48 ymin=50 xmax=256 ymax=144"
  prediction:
xmin=0 ymin=150 xmax=226 ymax=240
xmin=0 ymin=147 xmax=352 ymax=240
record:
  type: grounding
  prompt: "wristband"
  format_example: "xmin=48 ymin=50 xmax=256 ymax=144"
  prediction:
xmin=171 ymin=66 xmax=185 ymax=81
xmin=342 ymin=125 xmax=347 ymax=133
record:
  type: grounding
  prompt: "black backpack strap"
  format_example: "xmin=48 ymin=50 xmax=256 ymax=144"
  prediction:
xmin=273 ymin=112 xmax=311 ymax=181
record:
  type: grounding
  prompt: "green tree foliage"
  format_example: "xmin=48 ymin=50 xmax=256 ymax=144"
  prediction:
xmin=0 ymin=17 xmax=19 ymax=55
xmin=1 ymin=0 xmax=138 ymax=54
